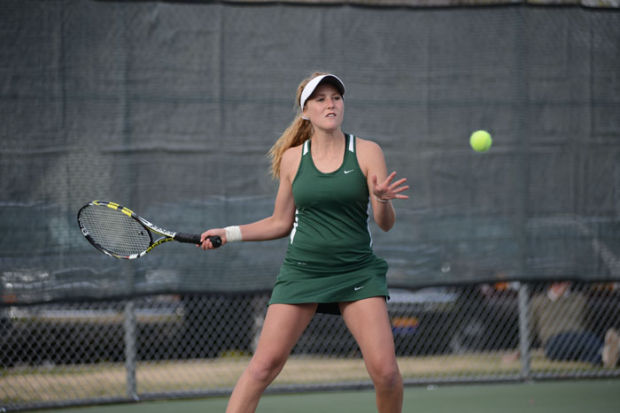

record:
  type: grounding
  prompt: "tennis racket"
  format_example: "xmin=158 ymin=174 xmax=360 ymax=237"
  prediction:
xmin=77 ymin=200 xmax=221 ymax=259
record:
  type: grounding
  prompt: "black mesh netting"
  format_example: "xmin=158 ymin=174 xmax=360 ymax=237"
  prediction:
xmin=1 ymin=1 xmax=619 ymax=304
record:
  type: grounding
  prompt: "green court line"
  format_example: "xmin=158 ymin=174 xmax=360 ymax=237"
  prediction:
xmin=26 ymin=379 xmax=620 ymax=413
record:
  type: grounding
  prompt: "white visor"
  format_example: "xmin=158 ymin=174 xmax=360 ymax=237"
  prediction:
xmin=299 ymin=74 xmax=345 ymax=110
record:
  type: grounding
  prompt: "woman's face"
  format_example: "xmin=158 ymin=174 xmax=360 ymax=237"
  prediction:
xmin=302 ymin=83 xmax=344 ymax=132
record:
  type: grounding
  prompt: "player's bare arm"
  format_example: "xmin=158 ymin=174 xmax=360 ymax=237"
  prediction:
xmin=357 ymin=138 xmax=409 ymax=232
xmin=201 ymin=146 xmax=300 ymax=246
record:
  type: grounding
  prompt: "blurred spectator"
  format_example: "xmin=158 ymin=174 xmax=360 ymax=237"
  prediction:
xmin=530 ymin=282 xmax=619 ymax=367
xmin=504 ymin=281 xmax=619 ymax=368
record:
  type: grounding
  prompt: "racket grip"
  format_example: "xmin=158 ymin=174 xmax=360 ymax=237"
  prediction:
xmin=175 ymin=233 xmax=222 ymax=248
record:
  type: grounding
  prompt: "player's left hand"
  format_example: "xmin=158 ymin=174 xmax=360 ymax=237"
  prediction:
xmin=372 ymin=171 xmax=409 ymax=202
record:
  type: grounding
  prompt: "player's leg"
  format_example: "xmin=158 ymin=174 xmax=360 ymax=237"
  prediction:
xmin=340 ymin=297 xmax=403 ymax=413
xmin=226 ymin=303 xmax=317 ymax=413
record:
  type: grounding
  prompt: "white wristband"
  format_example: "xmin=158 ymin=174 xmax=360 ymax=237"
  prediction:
xmin=224 ymin=226 xmax=242 ymax=243
xmin=374 ymin=195 xmax=390 ymax=204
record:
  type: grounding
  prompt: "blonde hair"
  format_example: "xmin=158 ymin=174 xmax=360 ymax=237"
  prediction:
xmin=268 ymin=72 xmax=329 ymax=179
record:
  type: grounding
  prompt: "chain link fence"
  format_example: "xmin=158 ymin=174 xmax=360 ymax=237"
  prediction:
xmin=2 ymin=281 xmax=619 ymax=411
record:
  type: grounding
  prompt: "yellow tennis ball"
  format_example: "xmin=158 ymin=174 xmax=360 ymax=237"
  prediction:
xmin=470 ymin=130 xmax=492 ymax=152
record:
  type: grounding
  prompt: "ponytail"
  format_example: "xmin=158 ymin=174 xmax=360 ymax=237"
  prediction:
xmin=268 ymin=117 xmax=312 ymax=179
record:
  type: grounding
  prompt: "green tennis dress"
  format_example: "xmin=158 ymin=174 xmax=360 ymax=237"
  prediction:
xmin=269 ymin=133 xmax=389 ymax=314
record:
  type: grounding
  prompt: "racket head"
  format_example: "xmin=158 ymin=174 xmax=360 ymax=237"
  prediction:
xmin=77 ymin=201 xmax=155 ymax=259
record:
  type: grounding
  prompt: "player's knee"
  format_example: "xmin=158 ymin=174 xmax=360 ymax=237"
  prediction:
xmin=370 ymin=363 xmax=402 ymax=390
xmin=247 ymin=356 xmax=285 ymax=384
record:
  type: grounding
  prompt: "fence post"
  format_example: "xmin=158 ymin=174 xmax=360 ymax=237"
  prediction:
xmin=518 ymin=282 xmax=531 ymax=379
xmin=124 ymin=300 xmax=138 ymax=401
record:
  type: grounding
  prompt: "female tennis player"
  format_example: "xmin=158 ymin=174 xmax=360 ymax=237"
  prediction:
xmin=200 ymin=72 xmax=408 ymax=413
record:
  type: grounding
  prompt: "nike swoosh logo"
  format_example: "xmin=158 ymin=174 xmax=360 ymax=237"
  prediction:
xmin=344 ymin=170 xmax=354 ymax=174
xmin=354 ymin=286 xmax=364 ymax=291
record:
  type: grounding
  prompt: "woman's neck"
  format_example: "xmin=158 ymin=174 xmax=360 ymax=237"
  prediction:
xmin=310 ymin=130 xmax=346 ymax=173
xmin=311 ymin=129 xmax=345 ymax=154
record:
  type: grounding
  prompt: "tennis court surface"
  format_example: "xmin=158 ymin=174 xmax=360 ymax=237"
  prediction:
xmin=29 ymin=379 xmax=620 ymax=413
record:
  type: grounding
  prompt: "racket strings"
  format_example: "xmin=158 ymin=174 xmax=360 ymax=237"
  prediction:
xmin=79 ymin=206 xmax=151 ymax=255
